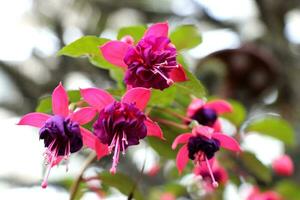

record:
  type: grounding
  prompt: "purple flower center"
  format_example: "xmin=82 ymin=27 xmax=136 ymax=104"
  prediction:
xmin=124 ymin=36 xmax=178 ymax=90
xmin=187 ymin=136 xmax=220 ymax=160
xmin=39 ymin=115 xmax=83 ymax=156
xmin=192 ymin=107 xmax=217 ymax=127
xmin=93 ymin=101 xmax=147 ymax=173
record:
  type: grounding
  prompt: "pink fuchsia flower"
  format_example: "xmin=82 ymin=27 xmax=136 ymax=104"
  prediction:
xmin=186 ymin=98 xmax=232 ymax=131
xmin=17 ymin=83 xmax=106 ymax=188
xmin=247 ymin=187 xmax=282 ymax=200
xmin=80 ymin=87 xmax=164 ymax=173
xmin=272 ymin=154 xmax=294 ymax=176
xmin=172 ymin=126 xmax=240 ymax=187
xmin=194 ymin=159 xmax=228 ymax=190
xmin=100 ymin=22 xmax=187 ymax=90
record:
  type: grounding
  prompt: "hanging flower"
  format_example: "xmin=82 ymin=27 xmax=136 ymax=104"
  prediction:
xmin=272 ymin=154 xmax=294 ymax=176
xmin=172 ymin=126 xmax=240 ymax=188
xmin=17 ymin=83 xmax=107 ymax=188
xmin=186 ymin=98 xmax=232 ymax=131
xmin=194 ymin=158 xmax=228 ymax=190
xmin=80 ymin=87 xmax=164 ymax=173
xmin=100 ymin=22 xmax=187 ymax=90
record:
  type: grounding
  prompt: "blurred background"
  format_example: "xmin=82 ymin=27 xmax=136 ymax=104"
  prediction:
xmin=0 ymin=0 xmax=300 ymax=199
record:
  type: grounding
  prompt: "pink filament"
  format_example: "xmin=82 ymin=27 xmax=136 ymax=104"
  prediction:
xmin=204 ymin=156 xmax=218 ymax=188
xmin=41 ymin=139 xmax=71 ymax=188
xmin=151 ymin=61 xmax=178 ymax=85
xmin=109 ymin=132 xmax=128 ymax=174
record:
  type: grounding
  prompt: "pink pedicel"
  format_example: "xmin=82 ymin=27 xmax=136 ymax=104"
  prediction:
xmin=172 ymin=126 xmax=240 ymax=188
xmin=17 ymin=83 xmax=104 ymax=188
xmin=81 ymin=87 xmax=164 ymax=173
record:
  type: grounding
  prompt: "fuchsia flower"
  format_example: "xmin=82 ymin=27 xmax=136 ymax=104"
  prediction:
xmin=186 ymin=98 xmax=233 ymax=131
xmin=17 ymin=83 xmax=105 ymax=188
xmin=272 ymin=154 xmax=294 ymax=176
xmin=172 ymin=126 xmax=240 ymax=187
xmin=247 ymin=187 xmax=282 ymax=200
xmin=194 ymin=159 xmax=228 ymax=190
xmin=80 ymin=87 xmax=163 ymax=173
xmin=100 ymin=22 xmax=187 ymax=90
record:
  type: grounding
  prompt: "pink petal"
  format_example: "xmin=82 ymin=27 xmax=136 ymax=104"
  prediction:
xmin=17 ymin=112 xmax=51 ymax=128
xmin=169 ymin=64 xmax=187 ymax=82
xmin=80 ymin=127 xmax=97 ymax=150
xmin=212 ymin=119 xmax=222 ymax=132
xmin=80 ymin=88 xmax=115 ymax=111
xmin=212 ymin=133 xmax=241 ymax=152
xmin=95 ymin=140 xmax=109 ymax=160
xmin=172 ymin=133 xmax=192 ymax=149
xmin=121 ymin=87 xmax=151 ymax=110
xmin=187 ymin=98 xmax=205 ymax=117
xmin=52 ymin=83 xmax=69 ymax=117
xmin=100 ymin=41 xmax=130 ymax=68
xmin=205 ymin=100 xmax=233 ymax=114
xmin=145 ymin=118 xmax=164 ymax=139
xmin=70 ymin=107 xmax=97 ymax=125
xmin=144 ymin=22 xmax=169 ymax=38
xmin=176 ymin=144 xmax=189 ymax=174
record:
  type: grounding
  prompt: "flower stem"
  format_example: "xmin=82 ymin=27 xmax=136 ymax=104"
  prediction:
xmin=153 ymin=118 xmax=189 ymax=130
xmin=69 ymin=152 xmax=97 ymax=200
xmin=159 ymin=107 xmax=192 ymax=122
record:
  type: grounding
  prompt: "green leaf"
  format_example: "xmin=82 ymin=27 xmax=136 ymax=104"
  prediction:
xmin=170 ymin=25 xmax=202 ymax=50
xmin=117 ymin=25 xmax=146 ymax=43
xmin=98 ymin=171 xmax=144 ymax=200
xmin=164 ymin=183 xmax=187 ymax=196
xmin=221 ymin=100 xmax=246 ymax=126
xmin=276 ymin=181 xmax=300 ymax=200
xmin=36 ymin=97 xmax=52 ymax=113
xmin=148 ymin=85 xmax=177 ymax=107
xmin=246 ymin=117 xmax=295 ymax=146
xmin=35 ymin=90 xmax=81 ymax=114
xmin=58 ymin=36 xmax=125 ymax=88
xmin=174 ymin=68 xmax=206 ymax=107
xmin=58 ymin=36 xmax=108 ymax=57
xmin=240 ymin=151 xmax=272 ymax=183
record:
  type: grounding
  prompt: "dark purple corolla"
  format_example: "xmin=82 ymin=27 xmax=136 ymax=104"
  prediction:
xmin=100 ymin=22 xmax=187 ymax=90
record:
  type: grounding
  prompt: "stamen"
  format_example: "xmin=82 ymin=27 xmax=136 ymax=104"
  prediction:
xmin=122 ymin=131 xmax=128 ymax=155
xmin=110 ymin=136 xmax=120 ymax=174
xmin=108 ymin=132 xmax=118 ymax=153
xmin=204 ymin=156 xmax=218 ymax=188
xmin=41 ymin=142 xmax=59 ymax=189
xmin=151 ymin=69 xmax=174 ymax=85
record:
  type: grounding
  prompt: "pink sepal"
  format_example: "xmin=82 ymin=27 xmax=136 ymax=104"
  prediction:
xmin=80 ymin=88 xmax=115 ymax=111
xmin=145 ymin=118 xmax=164 ymax=139
xmin=205 ymin=100 xmax=232 ymax=114
xmin=122 ymin=87 xmax=151 ymax=111
xmin=52 ymin=82 xmax=69 ymax=117
xmin=172 ymin=133 xmax=192 ymax=149
xmin=100 ymin=41 xmax=130 ymax=68
xmin=169 ymin=64 xmax=187 ymax=82
xmin=212 ymin=132 xmax=241 ymax=152
xmin=70 ymin=107 xmax=97 ymax=125
xmin=176 ymin=144 xmax=189 ymax=174
xmin=144 ymin=22 xmax=169 ymax=38
xmin=17 ymin=112 xmax=51 ymax=128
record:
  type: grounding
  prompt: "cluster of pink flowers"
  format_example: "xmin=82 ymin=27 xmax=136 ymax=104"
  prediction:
xmin=18 ymin=22 xmax=293 ymax=200
xmin=17 ymin=22 xmax=244 ymax=191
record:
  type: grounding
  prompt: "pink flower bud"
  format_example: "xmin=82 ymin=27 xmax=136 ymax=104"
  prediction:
xmin=272 ymin=154 xmax=294 ymax=176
